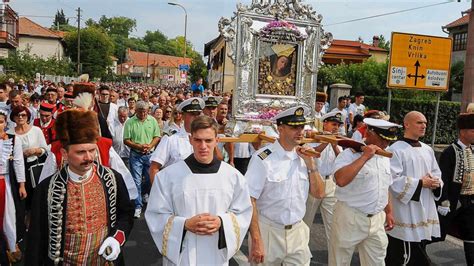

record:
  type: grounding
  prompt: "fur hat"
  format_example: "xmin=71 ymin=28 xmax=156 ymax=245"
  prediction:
xmin=55 ymin=110 xmax=99 ymax=146
xmin=457 ymin=113 xmax=474 ymax=130
xmin=73 ymin=82 xmax=96 ymax=98
xmin=316 ymin=92 xmax=327 ymax=103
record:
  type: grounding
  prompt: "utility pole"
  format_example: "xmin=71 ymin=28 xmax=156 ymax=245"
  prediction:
xmin=76 ymin=7 xmax=81 ymax=76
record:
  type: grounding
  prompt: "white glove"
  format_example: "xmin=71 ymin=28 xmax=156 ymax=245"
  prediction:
xmin=437 ymin=206 xmax=450 ymax=216
xmin=98 ymin=237 xmax=121 ymax=261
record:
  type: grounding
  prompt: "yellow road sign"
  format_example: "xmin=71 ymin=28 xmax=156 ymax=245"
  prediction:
xmin=387 ymin=32 xmax=452 ymax=92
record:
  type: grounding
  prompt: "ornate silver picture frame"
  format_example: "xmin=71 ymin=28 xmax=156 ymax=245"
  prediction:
xmin=219 ymin=0 xmax=332 ymax=136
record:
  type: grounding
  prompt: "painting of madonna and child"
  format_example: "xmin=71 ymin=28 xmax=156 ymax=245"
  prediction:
xmin=257 ymin=42 xmax=298 ymax=96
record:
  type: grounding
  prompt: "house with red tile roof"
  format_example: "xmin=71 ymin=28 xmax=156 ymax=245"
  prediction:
xmin=118 ymin=48 xmax=192 ymax=84
xmin=322 ymin=37 xmax=389 ymax=65
xmin=18 ymin=17 xmax=65 ymax=59
xmin=442 ymin=9 xmax=470 ymax=65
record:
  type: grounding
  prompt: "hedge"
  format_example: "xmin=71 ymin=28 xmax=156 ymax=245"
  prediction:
xmin=364 ymin=96 xmax=460 ymax=144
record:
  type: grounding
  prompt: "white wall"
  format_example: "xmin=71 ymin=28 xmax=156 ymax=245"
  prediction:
xmin=18 ymin=36 xmax=65 ymax=59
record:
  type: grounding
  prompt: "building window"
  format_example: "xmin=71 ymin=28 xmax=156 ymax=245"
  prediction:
xmin=453 ymin=32 xmax=468 ymax=51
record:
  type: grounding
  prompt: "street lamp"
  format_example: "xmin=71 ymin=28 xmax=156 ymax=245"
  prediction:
xmin=168 ymin=2 xmax=187 ymax=67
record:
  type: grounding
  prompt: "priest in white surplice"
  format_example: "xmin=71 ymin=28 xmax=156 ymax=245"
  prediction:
xmin=145 ymin=115 xmax=252 ymax=265
xmin=385 ymin=111 xmax=443 ymax=265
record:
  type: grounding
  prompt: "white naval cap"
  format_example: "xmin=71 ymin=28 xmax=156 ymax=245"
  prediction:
xmin=364 ymin=118 xmax=402 ymax=141
xmin=176 ymin=97 xmax=205 ymax=113
xmin=273 ymin=105 xmax=310 ymax=126
xmin=321 ymin=111 xmax=344 ymax=124
xmin=202 ymin=96 xmax=222 ymax=107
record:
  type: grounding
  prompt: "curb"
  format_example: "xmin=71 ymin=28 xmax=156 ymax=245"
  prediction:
xmin=446 ymin=235 xmax=463 ymax=247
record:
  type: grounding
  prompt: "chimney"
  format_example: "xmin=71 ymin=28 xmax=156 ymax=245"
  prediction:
xmin=372 ymin=36 xmax=380 ymax=47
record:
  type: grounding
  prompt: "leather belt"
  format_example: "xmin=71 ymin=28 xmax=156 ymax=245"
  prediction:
xmin=259 ymin=215 xmax=301 ymax=230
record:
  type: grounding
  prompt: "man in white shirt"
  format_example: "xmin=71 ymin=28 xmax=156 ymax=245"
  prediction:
xmin=348 ymin=92 xmax=365 ymax=124
xmin=246 ymin=106 xmax=326 ymax=265
xmin=331 ymin=96 xmax=348 ymax=136
xmin=145 ymin=115 xmax=252 ymax=265
xmin=149 ymin=97 xmax=205 ymax=183
xmin=385 ymin=111 xmax=443 ymax=265
xmin=303 ymin=111 xmax=343 ymax=248
xmin=111 ymin=106 xmax=130 ymax=166
xmin=330 ymin=118 xmax=401 ymax=265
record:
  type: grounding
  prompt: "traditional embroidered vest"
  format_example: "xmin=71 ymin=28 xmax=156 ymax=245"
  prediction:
xmin=51 ymin=137 xmax=112 ymax=169
xmin=33 ymin=118 xmax=56 ymax=145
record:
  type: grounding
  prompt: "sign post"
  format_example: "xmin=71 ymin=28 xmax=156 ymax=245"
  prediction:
xmin=387 ymin=32 xmax=452 ymax=147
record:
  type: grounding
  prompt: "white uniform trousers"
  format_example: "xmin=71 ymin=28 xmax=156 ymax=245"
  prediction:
xmin=250 ymin=215 xmax=311 ymax=266
xmin=329 ymin=201 xmax=388 ymax=266
xmin=303 ymin=177 xmax=337 ymax=239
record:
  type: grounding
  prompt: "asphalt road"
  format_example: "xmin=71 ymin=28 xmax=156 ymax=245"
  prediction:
xmin=123 ymin=209 xmax=467 ymax=266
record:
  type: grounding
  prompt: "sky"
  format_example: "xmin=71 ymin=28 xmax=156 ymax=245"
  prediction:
xmin=9 ymin=0 xmax=472 ymax=54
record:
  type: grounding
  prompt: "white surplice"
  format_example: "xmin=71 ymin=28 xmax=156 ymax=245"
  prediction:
xmin=145 ymin=160 xmax=252 ymax=266
xmin=387 ymin=140 xmax=443 ymax=242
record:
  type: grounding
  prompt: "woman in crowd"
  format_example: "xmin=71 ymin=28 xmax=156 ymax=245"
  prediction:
xmin=152 ymin=107 xmax=165 ymax=133
xmin=128 ymin=97 xmax=136 ymax=117
xmin=163 ymin=107 xmax=183 ymax=136
xmin=10 ymin=106 xmax=48 ymax=210
xmin=0 ymin=110 xmax=24 ymax=264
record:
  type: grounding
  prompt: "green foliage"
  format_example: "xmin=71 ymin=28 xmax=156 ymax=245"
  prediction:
xmin=64 ymin=27 xmax=114 ymax=79
xmin=1 ymin=48 xmax=74 ymax=78
xmin=364 ymin=96 xmax=460 ymax=144
xmin=449 ymin=61 xmax=464 ymax=95
xmin=85 ymin=16 xmax=136 ymax=38
xmin=51 ymin=9 xmax=75 ymax=32
xmin=188 ymin=54 xmax=208 ymax=85
xmin=319 ymin=59 xmax=389 ymax=96
xmin=377 ymin=35 xmax=390 ymax=51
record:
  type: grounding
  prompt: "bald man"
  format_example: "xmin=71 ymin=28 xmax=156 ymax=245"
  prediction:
xmin=385 ymin=111 xmax=443 ymax=265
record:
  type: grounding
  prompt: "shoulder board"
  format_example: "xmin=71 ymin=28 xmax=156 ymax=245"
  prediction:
xmin=258 ymin=149 xmax=272 ymax=160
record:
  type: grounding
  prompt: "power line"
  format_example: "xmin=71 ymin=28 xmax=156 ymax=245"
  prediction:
xmin=324 ymin=1 xmax=457 ymax=27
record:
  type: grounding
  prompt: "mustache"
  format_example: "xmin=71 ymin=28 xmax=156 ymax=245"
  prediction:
xmin=80 ymin=160 xmax=94 ymax=166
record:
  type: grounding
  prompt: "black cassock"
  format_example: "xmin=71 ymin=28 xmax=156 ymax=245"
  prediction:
xmin=25 ymin=164 xmax=134 ymax=266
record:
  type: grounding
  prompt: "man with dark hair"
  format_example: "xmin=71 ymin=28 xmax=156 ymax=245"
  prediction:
xmin=26 ymin=109 xmax=134 ymax=265
xmin=146 ymin=115 xmax=252 ymax=265
xmin=97 ymin=85 xmax=118 ymax=133
xmin=349 ymin=92 xmax=366 ymax=124
xmin=33 ymin=102 xmax=56 ymax=145
xmin=331 ymin=96 xmax=348 ymax=136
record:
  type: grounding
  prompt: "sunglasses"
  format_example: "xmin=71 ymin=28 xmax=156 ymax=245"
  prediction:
xmin=16 ymin=113 xmax=28 ymax=118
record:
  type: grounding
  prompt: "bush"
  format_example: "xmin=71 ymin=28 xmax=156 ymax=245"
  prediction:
xmin=365 ymin=96 xmax=460 ymax=144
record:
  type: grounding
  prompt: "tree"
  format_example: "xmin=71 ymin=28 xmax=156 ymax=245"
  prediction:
xmin=64 ymin=27 xmax=114 ymax=79
xmin=86 ymin=15 xmax=136 ymax=38
xmin=318 ymin=59 xmax=389 ymax=96
xmin=51 ymin=9 xmax=75 ymax=32
xmin=188 ymin=54 xmax=208 ymax=86
xmin=1 ymin=48 xmax=74 ymax=78
xmin=377 ymin=35 xmax=391 ymax=51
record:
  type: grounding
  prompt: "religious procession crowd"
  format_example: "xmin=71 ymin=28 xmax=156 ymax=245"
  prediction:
xmin=0 ymin=76 xmax=471 ymax=266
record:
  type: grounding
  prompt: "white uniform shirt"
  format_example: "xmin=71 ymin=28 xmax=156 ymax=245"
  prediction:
xmin=311 ymin=143 xmax=341 ymax=177
xmin=150 ymin=127 xmax=193 ymax=168
xmin=245 ymin=141 xmax=309 ymax=225
xmin=334 ymin=148 xmax=392 ymax=215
